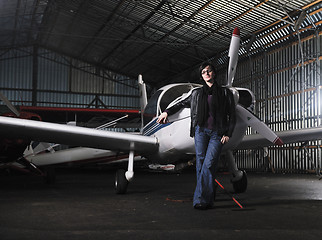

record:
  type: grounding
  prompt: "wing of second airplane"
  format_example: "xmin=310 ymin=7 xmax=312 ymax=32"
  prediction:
xmin=0 ymin=116 xmax=158 ymax=154
xmin=237 ymin=126 xmax=322 ymax=149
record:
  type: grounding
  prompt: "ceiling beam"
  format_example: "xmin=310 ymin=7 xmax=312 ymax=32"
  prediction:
xmin=99 ymin=0 xmax=168 ymax=64
xmin=78 ymin=0 xmax=127 ymax=58
xmin=56 ymin=0 xmax=90 ymax=50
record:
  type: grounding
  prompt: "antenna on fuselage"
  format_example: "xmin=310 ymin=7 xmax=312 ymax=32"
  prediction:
xmin=138 ymin=74 xmax=147 ymax=131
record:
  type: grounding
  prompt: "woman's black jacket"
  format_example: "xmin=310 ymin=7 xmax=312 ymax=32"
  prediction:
xmin=165 ymin=86 xmax=236 ymax=138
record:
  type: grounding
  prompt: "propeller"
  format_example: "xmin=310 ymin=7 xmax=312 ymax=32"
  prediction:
xmin=0 ymin=91 xmax=20 ymax=117
xmin=138 ymin=74 xmax=148 ymax=131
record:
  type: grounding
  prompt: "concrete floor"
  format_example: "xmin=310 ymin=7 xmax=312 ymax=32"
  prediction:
xmin=0 ymin=167 xmax=321 ymax=240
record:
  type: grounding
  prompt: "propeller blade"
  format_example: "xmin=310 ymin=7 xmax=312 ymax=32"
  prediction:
xmin=138 ymin=74 xmax=147 ymax=110
xmin=237 ymin=105 xmax=283 ymax=146
xmin=0 ymin=91 xmax=20 ymax=117
xmin=227 ymin=27 xmax=240 ymax=87
xmin=138 ymin=74 xmax=147 ymax=130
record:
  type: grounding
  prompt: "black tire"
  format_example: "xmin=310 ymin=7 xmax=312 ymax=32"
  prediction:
xmin=232 ymin=170 xmax=247 ymax=193
xmin=115 ymin=169 xmax=128 ymax=194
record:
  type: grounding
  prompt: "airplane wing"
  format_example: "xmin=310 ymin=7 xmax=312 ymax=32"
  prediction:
xmin=19 ymin=106 xmax=141 ymax=128
xmin=0 ymin=116 xmax=158 ymax=154
xmin=237 ymin=126 xmax=322 ymax=149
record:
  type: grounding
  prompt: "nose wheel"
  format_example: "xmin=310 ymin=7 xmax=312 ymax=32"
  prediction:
xmin=232 ymin=170 xmax=247 ymax=193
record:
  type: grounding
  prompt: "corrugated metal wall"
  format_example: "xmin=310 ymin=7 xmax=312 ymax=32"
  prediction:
xmin=0 ymin=46 xmax=140 ymax=110
xmin=234 ymin=33 xmax=321 ymax=174
xmin=0 ymin=47 xmax=33 ymax=105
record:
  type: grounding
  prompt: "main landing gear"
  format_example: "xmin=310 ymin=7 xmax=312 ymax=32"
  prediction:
xmin=115 ymin=149 xmax=134 ymax=194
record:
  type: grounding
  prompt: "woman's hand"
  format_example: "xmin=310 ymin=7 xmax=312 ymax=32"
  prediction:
xmin=221 ymin=135 xmax=230 ymax=144
xmin=157 ymin=112 xmax=168 ymax=124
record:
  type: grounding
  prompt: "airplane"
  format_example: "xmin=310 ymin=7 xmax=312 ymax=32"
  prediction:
xmin=0 ymin=28 xmax=321 ymax=194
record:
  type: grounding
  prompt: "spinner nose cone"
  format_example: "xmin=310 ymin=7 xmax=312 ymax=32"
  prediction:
xmin=233 ymin=27 xmax=240 ymax=37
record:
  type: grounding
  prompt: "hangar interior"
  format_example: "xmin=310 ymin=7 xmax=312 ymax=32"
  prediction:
xmin=0 ymin=0 xmax=321 ymax=174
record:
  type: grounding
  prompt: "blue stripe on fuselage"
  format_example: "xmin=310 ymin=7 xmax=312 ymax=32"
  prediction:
xmin=143 ymin=119 xmax=172 ymax=136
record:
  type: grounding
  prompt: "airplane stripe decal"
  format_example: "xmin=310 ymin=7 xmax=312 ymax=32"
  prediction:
xmin=144 ymin=123 xmax=165 ymax=136
xmin=143 ymin=119 xmax=172 ymax=136
xmin=144 ymin=120 xmax=158 ymax=131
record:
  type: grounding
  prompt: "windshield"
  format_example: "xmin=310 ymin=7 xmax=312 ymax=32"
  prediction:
xmin=143 ymin=90 xmax=162 ymax=125
xmin=143 ymin=84 xmax=200 ymax=125
xmin=160 ymin=84 xmax=200 ymax=112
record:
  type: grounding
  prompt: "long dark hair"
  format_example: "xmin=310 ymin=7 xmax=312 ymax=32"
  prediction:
xmin=199 ymin=61 xmax=217 ymax=83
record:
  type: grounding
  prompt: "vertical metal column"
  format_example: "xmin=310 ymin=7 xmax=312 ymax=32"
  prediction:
xmin=317 ymin=30 xmax=321 ymax=126
xmin=317 ymin=30 xmax=321 ymax=176
xmin=298 ymin=31 xmax=306 ymax=128
xmin=32 ymin=45 xmax=38 ymax=106
xmin=264 ymin=50 xmax=268 ymax=125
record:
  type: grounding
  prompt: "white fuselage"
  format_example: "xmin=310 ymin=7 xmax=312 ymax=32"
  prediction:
xmin=142 ymin=104 xmax=248 ymax=164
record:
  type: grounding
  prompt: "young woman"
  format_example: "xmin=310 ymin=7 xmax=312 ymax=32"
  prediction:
xmin=157 ymin=62 xmax=236 ymax=210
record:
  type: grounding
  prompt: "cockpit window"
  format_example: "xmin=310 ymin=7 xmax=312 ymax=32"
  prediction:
xmin=143 ymin=84 xmax=200 ymax=125
xmin=143 ymin=90 xmax=162 ymax=125
xmin=160 ymin=84 xmax=199 ymax=112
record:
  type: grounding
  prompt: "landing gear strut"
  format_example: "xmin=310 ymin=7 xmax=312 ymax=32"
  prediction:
xmin=115 ymin=149 xmax=134 ymax=194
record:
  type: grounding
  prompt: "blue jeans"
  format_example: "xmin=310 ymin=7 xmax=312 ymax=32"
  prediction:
xmin=193 ymin=126 xmax=222 ymax=207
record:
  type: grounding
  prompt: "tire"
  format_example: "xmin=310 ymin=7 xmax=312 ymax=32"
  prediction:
xmin=115 ymin=169 xmax=128 ymax=194
xmin=232 ymin=170 xmax=247 ymax=193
